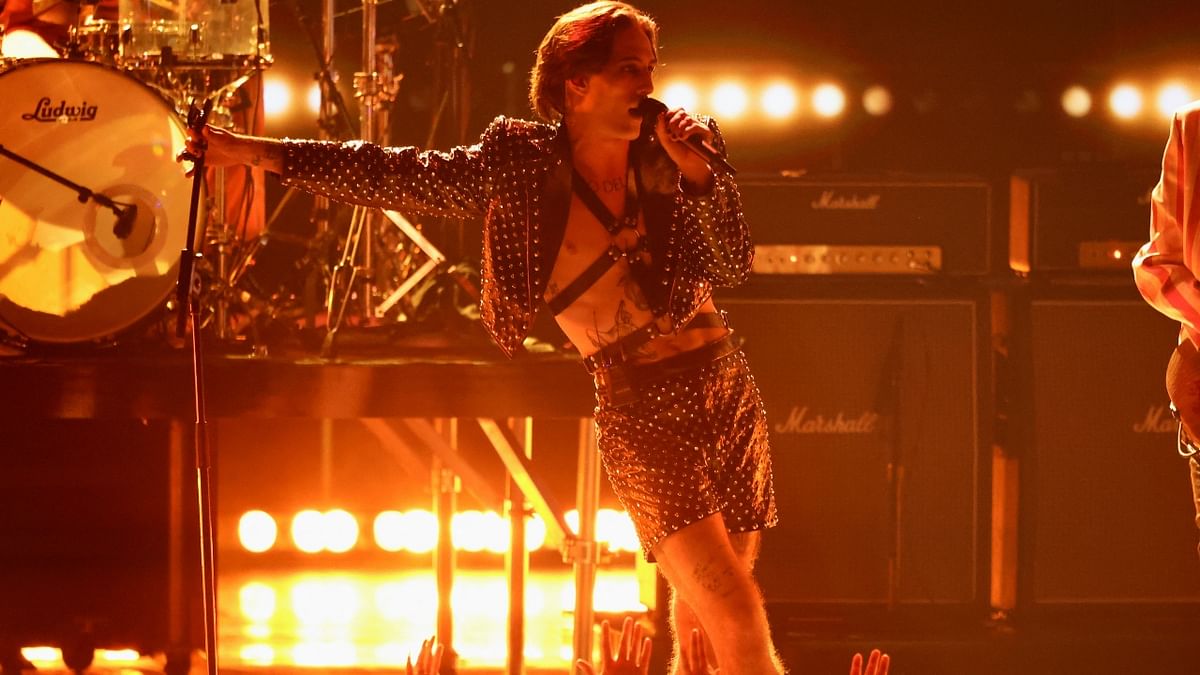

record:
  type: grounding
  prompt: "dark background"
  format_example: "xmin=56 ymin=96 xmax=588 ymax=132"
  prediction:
xmin=263 ymin=0 xmax=1200 ymax=178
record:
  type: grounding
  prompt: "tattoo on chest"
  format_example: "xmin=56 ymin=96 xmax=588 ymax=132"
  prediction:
xmin=618 ymin=272 xmax=651 ymax=311
xmin=585 ymin=299 xmax=636 ymax=349
xmin=587 ymin=177 xmax=627 ymax=195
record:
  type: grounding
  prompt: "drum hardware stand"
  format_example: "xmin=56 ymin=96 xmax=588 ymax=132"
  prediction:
xmin=177 ymin=98 xmax=220 ymax=675
xmin=321 ymin=0 xmax=447 ymax=355
xmin=0 ymin=144 xmax=139 ymax=238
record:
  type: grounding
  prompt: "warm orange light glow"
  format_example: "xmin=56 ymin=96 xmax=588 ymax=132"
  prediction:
xmin=373 ymin=511 xmax=406 ymax=552
xmin=307 ymin=82 xmax=322 ymax=115
xmin=21 ymin=648 xmax=62 ymax=665
xmin=1108 ymin=84 xmax=1143 ymax=119
xmin=97 ymin=649 xmax=140 ymax=663
xmin=597 ymin=508 xmax=640 ymax=553
xmin=1156 ymin=83 xmax=1192 ymax=118
xmin=239 ymin=582 xmax=278 ymax=622
xmin=1061 ymin=85 xmax=1092 ymax=118
xmin=239 ymin=644 xmax=276 ymax=666
xmin=403 ymin=509 xmax=439 ymax=553
xmin=0 ymin=30 xmax=59 ymax=58
xmin=239 ymin=510 xmax=278 ymax=553
xmin=292 ymin=642 xmax=358 ymax=667
xmin=660 ymin=82 xmax=700 ymax=112
xmin=525 ymin=514 xmax=548 ymax=551
xmin=761 ymin=83 xmax=799 ymax=119
xmin=292 ymin=579 xmax=363 ymax=626
xmin=292 ymin=510 xmax=326 ymax=553
xmin=324 ymin=509 xmax=360 ymax=553
xmin=812 ymin=83 xmax=847 ymax=118
xmin=862 ymin=85 xmax=893 ymax=116
xmin=452 ymin=510 xmax=490 ymax=552
xmin=711 ymin=82 xmax=750 ymax=119
xmin=263 ymin=77 xmax=292 ymax=118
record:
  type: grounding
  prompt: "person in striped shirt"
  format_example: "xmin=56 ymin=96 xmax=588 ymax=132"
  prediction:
xmin=1132 ymin=98 xmax=1200 ymax=559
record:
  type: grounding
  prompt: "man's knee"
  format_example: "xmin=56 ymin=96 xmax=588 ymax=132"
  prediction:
xmin=729 ymin=530 xmax=762 ymax=568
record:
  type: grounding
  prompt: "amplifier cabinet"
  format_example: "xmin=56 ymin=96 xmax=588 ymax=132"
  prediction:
xmin=1015 ymin=293 xmax=1200 ymax=610
xmin=738 ymin=174 xmax=993 ymax=276
xmin=1010 ymin=166 xmax=1158 ymax=274
xmin=722 ymin=293 xmax=990 ymax=608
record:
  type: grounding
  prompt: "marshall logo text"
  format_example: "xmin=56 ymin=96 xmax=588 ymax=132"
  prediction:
xmin=774 ymin=406 xmax=880 ymax=435
xmin=1132 ymin=404 xmax=1176 ymax=434
xmin=22 ymin=97 xmax=99 ymax=123
xmin=810 ymin=190 xmax=882 ymax=211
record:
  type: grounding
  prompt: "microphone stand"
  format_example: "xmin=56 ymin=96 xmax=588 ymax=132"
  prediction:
xmin=176 ymin=99 xmax=220 ymax=675
xmin=0 ymin=144 xmax=138 ymax=237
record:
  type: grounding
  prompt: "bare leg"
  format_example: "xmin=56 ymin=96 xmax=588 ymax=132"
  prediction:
xmin=654 ymin=514 xmax=781 ymax=675
xmin=669 ymin=530 xmax=764 ymax=673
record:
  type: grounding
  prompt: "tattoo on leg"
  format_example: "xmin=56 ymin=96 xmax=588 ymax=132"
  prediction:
xmin=692 ymin=558 xmax=738 ymax=597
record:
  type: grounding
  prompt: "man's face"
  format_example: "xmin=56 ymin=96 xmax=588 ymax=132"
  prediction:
xmin=569 ymin=23 xmax=656 ymax=140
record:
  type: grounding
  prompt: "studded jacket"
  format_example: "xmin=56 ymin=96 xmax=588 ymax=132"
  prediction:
xmin=280 ymin=116 xmax=752 ymax=358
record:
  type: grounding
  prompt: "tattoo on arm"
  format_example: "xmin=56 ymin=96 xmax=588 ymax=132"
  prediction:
xmin=246 ymin=140 xmax=284 ymax=173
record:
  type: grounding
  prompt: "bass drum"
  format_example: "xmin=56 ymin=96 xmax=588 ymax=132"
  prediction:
xmin=0 ymin=59 xmax=196 ymax=345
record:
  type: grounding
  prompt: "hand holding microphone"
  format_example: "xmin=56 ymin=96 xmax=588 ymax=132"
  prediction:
xmin=637 ymin=97 xmax=737 ymax=176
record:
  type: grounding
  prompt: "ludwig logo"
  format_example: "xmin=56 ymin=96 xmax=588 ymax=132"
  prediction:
xmin=810 ymin=190 xmax=882 ymax=211
xmin=22 ymin=97 xmax=99 ymax=123
xmin=1132 ymin=404 xmax=1176 ymax=434
xmin=774 ymin=406 xmax=880 ymax=435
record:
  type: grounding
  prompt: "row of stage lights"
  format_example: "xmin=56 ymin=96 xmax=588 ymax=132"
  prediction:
xmin=236 ymin=508 xmax=642 ymax=555
xmin=262 ymin=74 xmax=1199 ymax=125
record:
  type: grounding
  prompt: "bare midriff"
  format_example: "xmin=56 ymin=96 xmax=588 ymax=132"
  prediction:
xmin=545 ymin=192 xmax=728 ymax=364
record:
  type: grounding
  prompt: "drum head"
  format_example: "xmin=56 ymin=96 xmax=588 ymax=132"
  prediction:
xmin=0 ymin=59 xmax=195 ymax=344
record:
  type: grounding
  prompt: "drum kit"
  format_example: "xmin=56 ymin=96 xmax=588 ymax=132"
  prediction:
xmin=0 ymin=0 xmax=271 ymax=350
xmin=0 ymin=0 xmax=457 ymax=353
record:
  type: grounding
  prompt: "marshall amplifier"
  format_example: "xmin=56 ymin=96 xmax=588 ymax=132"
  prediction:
xmin=738 ymin=174 xmax=992 ymax=276
xmin=722 ymin=293 xmax=989 ymax=609
xmin=1010 ymin=165 xmax=1158 ymax=274
xmin=1016 ymin=292 xmax=1200 ymax=609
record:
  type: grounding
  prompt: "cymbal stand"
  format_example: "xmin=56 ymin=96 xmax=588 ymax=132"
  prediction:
xmin=322 ymin=0 xmax=385 ymax=353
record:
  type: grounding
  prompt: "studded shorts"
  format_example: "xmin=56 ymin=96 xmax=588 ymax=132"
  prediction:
xmin=593 ymin=339 xmax=778 ymax=561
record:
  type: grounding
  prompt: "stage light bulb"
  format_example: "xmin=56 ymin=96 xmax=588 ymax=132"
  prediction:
xmin=525 ymin=514 xmax=548 ymax=551
xmin=373 ymin=511 xmax=405 ymax=552
xmin=323 ymin=509 xmax=359 ymax=553
xmin=21 ymin=648 xmax=62 ymax=666
xmin=661 ymin=82 xmax=700 ymax=112
xmin=862 ymin=85 xmax=893 ymax=116
xmin=239 ymin=644 xmax=276 ymax=666
xmin=1157 ymin=83 xmax=1192 ymax=118
xmin=403 ymin=508 xmax=439 ymax=553
xmin=239 ymin=582 xmax=278 ymax=622
xmin=812 ymin=83 xmax=847 ymax=118
xmin=307 ymin=82 xmax=322 ymax=115
xmin=711 ymin=82 xmax=749 ymax=119
xmin=1108 ymin=84 xmax=1143 ymax=120
xmin=1061 ymin=85 xmax=1092 ymax=118
xmin=452 ymin=510 xmax=489 ymax=552
xmin=238 ymin=510 xmax=278 ymax=553
xmin=761 ymin=83 xmax=799 ymax=119
xmin=263 ymin=78 xmax=292 ymax=118
xmin=291 ymin=509 xmax=326 ymax=553
xmin=482 ymin=510 xmax=509 ymax=554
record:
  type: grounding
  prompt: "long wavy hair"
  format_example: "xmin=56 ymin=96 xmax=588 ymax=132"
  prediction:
xmin=528 ymin=2 xmax=658 ymax=121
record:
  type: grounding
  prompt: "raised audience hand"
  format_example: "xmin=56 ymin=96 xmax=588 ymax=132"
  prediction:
xmin=680 ymin=627 xmax=713 ymax=675
xmin=575 ymin=617 xmax=653 ymax=675
xmin=406 ymin=636 xmax=443 ymax=675
xmin=849 ymin=649 xmax=890 ymax=675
